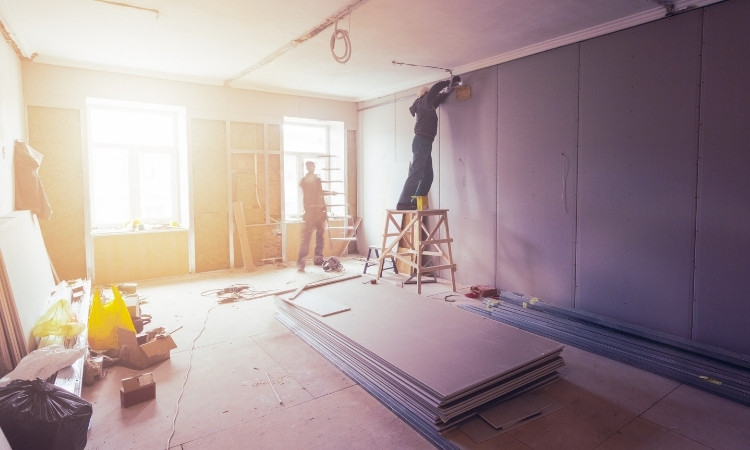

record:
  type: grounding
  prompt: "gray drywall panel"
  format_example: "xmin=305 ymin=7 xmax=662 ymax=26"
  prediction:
xmin=358 ymin=94 xmax=421 ymax=251
xmin=693 ymin=0 xmax=750 ymax=355
xmin=495 ymin=45 xmax=579 ymax=307
xmin=577 ymin=11 xmax=702 ymax=337
xmin=438 ymin=67 xmax=498 ymax=286
xmin=358 ymin=101 xmax=397 ymax=249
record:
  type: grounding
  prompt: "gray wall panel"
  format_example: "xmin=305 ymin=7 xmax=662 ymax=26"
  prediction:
xmin=694 ymin=0 xmax=750 ymax=354
xmin=577 ymin=12 xmax=702 ymax=337
xmin=440 ymin=66 xmax=498 ymax=286
xmin=358 ymin=101 xmax=397 ymax=247
xmin=356 ymin=1 xmax=749 ymax=357
xmin=495 ymin=45 xmax=579 ymax=307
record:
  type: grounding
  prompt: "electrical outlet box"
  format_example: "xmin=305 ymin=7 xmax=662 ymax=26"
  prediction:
xmin=456 ymin=85 xmax=471 ymax=101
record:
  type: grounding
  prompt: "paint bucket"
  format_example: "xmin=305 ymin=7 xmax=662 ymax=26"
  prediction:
xmin=412 ymin=196 xmax=428 ymax=210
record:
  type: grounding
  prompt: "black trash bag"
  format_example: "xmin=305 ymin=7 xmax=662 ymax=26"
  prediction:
xmin=0 ymin=378 xmax=92 ymax=450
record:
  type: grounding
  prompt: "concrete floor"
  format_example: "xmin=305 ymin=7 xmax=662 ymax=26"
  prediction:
xmin=81 ymin=258 xmax=750 ymax=449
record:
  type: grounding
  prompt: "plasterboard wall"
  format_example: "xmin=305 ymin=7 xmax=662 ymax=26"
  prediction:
xmin=358 ymin=1 xmax=750 ymax=356
xmin=692 ymin=0 xmax=750 ymax=352
xmin=439 ymin=66 xmax=499 ymax=287
xmin=575 ymin=11 xmax=702 ymax=337
xmin=495 ymin=45 xmax=579 ymax=308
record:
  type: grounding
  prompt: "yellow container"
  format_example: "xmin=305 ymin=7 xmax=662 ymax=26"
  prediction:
xmin=412 ymin=196 xmax=428 ymax=210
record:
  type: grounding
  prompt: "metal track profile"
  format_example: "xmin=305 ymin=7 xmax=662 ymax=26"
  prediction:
xmin=460 ymin=294 xmax=750 ymax=407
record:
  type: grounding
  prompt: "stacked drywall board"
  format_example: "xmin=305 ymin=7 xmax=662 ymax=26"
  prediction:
xmin=275 ymin=277 xmax=564 ymax=437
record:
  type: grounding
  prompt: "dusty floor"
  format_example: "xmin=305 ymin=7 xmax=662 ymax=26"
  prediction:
xmin=81 ymin=257 xmax=750 ymax=449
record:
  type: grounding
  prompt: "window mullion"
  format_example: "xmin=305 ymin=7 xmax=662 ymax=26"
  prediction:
xmin=130 ymin=148 xmax=141 ymax=221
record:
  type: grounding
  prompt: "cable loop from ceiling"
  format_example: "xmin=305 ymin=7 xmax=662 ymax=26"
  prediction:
xmin=330 ymin=13 xmax=352 ymax=64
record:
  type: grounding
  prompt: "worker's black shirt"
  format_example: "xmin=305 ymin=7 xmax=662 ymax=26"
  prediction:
xmin=409 ymin=80 xmax=450 ymax=139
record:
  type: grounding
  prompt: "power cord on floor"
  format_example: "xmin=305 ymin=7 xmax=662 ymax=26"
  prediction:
xmin=201 ymin=284 xmax=256 ymax=300
xmin=165 ymin=299 xmax=219 ymax=449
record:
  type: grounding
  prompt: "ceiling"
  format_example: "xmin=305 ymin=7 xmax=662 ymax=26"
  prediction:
xmin=0 ymin=0 xmax=720 ymax=102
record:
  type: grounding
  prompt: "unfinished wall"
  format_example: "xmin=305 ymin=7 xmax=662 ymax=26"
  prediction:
xmin=21 ymin=62 xmax=357 ymax=282
xmin=27 ymin=106 xmax=87 ymax=281
xmin=230 ymin=121 xmax=283 ymax=267
xmin=0 ymin=35 xmax=25 ymax=215
xmin=192 ymin=119 xmax=230 ymax=273
xmin=93 ymin=230 xmax=189 ymax=285
xmin=358 ymin=1 xmax=750 ymax=356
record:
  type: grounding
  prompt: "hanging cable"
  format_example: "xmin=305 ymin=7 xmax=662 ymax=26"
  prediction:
xmin=330 ymin=11 xmax=352 ymax=64
xmin=392 ymin=60 xmax=453 ymax=77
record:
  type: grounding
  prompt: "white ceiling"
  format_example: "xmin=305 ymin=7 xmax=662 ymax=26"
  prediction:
xmin=0 ymin=0 xmax=720 ymax=102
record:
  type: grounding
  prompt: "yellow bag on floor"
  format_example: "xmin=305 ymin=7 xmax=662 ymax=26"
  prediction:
xmin=87 ymin=285 xmax=135 ymax=351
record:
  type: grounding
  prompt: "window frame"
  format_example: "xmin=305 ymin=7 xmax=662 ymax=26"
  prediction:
xmin=283 ymin=118 xmax=346 ymax=221
xmin=86 ymin=98 xmax=187 ymax=231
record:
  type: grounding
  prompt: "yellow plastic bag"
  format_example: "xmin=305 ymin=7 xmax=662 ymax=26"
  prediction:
xmin=31 ymin=299 xmax=86 ymax=339
xmin=87 ymin=285 xmax=135 ymax=351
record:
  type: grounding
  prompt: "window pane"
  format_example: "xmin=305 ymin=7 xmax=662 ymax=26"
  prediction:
xmin=139 ymin=153 xmax=172 ymax=220
xmin=283 ymin=124 xmax=326 ymax=154
xmin=90 ymin=109 xmax=175 ymax=146
xmin=284 ymin=154 xmax=300 ymax=218
xmin=91 ymin=147 xmax=130 ymax=225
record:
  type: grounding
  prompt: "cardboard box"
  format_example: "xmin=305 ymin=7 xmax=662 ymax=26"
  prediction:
xmin=117 ymin=282 xmax=137 ymax=295
xmin=120 ymin=372 xmax=156 ymax=408
xmin=124 ymin=294 xmax=141 ymax=318
xmin=116 ymin=327 xmax=177 ymax=370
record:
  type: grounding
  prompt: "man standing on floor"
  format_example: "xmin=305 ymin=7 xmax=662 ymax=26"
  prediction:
xmin=396 ymin=75 xmax=461 ymax=210
xmin=297 ymin=161 xmax=327 ymax=272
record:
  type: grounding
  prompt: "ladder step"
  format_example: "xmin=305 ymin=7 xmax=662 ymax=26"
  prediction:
xmin=330 ymin=237 xmax=358 ymax=241
xmin=328 ymin=226 xmax=356 ymax=230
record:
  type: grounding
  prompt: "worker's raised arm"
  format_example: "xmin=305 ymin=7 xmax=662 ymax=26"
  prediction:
xmin=425 ymin=80 xmax=451 ymax=109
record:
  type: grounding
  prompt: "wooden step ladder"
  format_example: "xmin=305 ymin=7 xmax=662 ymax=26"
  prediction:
xmin=376 ymin=208 xmax=456 ymax=294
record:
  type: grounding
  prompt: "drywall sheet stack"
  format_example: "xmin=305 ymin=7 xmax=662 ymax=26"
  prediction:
xmin=461 ymin=292 xmax=750 ymax=407
xmin=274 ymin=278 xmax=564 ymax=435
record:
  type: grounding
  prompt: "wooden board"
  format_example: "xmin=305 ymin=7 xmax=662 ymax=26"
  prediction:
xmin=232 ymin=201 xmax=255 ymax=271
xmin=0 ymin=251 xmax=28 ymax=373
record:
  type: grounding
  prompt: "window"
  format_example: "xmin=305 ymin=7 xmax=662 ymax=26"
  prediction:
xmin=87 ymin=99 xmax=187 ymax=230
xmin=283 ymin=118 xmax=346 ymax=220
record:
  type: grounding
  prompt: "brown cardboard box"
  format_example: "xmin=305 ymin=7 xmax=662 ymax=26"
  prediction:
xmin=120 ymin=372 xmax=156 ymax=408
xmin=117 ymin=282 xmax=138 ymax=295
xmin=116 ymin=327 xmax=177 ymax=370
xmin=124 ymin=294 xmax=141 ymax=317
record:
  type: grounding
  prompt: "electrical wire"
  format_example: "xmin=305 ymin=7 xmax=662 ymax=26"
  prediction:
xmin=165 ymin=300 xmax=218 ymax=449
xmin=201 ymin=284 xmax=257 ymax=301
xmin=330 ymin=13 xmax=351 ymax=64
xmin=562 ymin=153 xmax=570 ymax=213
xmin=392 ymin=60 xmax=453 ymax=77
xmin=166 ymin=282 xmax=269 ymax=448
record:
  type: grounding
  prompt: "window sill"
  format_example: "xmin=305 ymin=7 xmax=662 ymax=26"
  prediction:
xmin=91 ymin=226 xmax=188 ymax=236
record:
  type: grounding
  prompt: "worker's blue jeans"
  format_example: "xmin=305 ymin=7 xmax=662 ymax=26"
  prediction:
xmin=297 ymin=211 xmax=326 ymax=269
xmin=397 ymin=134 xmax=434 ymax=206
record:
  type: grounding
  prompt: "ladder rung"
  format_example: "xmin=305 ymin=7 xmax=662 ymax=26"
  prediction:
xmin=330 ymin=237 xmax=358 ymax=241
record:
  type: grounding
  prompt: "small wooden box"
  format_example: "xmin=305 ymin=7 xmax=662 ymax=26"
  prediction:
xmin=120 ymin=373 xmax=156 ymax=408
